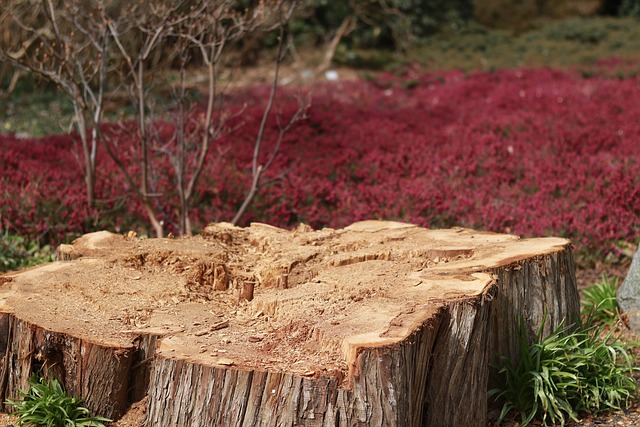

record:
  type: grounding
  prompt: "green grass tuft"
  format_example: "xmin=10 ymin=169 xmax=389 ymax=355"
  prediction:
xmin=490 ymin=314 xmax=638 ymax=426
xmin=7 ymin=374 xmax=111 ymax=427
xmin=581 ymin=276 xmax=621 ymax=324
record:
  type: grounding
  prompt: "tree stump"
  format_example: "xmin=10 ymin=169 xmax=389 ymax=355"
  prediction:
xmin=0 ymin=221 xmax=580 ymax=426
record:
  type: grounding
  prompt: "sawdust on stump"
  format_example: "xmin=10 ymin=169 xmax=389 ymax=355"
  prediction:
xmin=0 ymin=221 xmax=580 ymax=426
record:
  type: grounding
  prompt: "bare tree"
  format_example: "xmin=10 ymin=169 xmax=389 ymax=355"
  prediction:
xmin=100 ymin=0 xmax=180 ymax=237
xmin=1 ymin=0 xmax=305 ymax=237
xmin=232 ymin=3 xmax=309 ymax=225
xmin=0 ymin=0 xmax=112 ymax=208
xmin=105 ymin=0 xmax=303 ymax=236
xmin=165 ymin=0 xmax=284 ymax=235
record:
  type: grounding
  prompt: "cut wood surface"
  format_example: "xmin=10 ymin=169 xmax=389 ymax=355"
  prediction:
xmin=0 ymin=221 xmax=580 ymax=426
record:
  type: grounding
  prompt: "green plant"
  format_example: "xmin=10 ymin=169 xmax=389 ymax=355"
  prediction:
xmin=7 ymin=374 xmax=110 ymax=427
xmin=293 ymin=0 xmax=472 ymax=51
xmin=581 ymin=276 xmax=621 ymax=324
xmin=0 ymin=231 xmax=53 ymax=273
xmin=543 ymin=18 xmax=609 ymax=44
xmin=619 ymin=0 xmax=640 ymax=18
xmin=490 ymin=316 xmax=638 ymax=426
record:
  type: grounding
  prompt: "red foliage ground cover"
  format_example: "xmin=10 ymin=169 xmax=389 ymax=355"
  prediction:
xmin=1 ymin=58 xmax=639 ymax=255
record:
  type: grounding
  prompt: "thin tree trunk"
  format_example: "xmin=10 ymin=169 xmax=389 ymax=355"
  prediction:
xmin=73 ymin=102 xmax=96 ymax=208
xmin=317 ymin=15 xmax=355 ymax=74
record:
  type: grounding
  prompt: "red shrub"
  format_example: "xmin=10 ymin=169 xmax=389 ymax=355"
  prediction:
xmin=1 ymin=60 xmax=639 ymax=254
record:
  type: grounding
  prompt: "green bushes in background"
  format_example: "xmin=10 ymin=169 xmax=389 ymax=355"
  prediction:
xmin=0 ymin=231 xmax=53 ymax=273
xmin=293 ymin=0 xmax=473 ymax=50
xmin=619 ymin=0 xmax=640 ymax=18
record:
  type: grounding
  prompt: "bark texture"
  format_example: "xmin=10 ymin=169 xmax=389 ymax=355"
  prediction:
xmin=0 ymin=313 xmax=133 ymax=419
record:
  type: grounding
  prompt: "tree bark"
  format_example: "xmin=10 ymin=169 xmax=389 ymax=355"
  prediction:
xmin=0 ymin=221 xmax=579 ymax=426
xmin=0 ymin=313 xmax=133 ymax=420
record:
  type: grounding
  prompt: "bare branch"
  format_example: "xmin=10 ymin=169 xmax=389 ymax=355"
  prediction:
xmin=232 ymin=2 xmax=307 ymax=226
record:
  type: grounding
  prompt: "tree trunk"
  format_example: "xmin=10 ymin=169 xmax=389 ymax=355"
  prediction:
xmin=0 ymin=221 xmax=579 ymax=426
xmin=0 ymin=313 xmax=133 ymax=420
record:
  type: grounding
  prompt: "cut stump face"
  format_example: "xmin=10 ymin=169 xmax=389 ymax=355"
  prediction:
xmin=0 ymin=221 xmax=580 ymax=426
